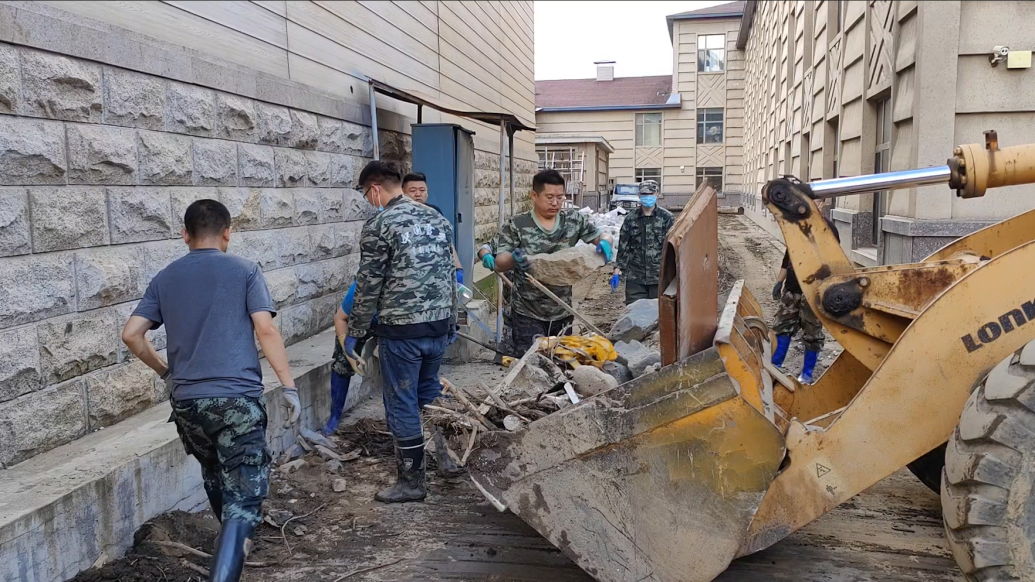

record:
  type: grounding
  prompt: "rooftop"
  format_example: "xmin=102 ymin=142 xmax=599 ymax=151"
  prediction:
xmin=667 ymin=1 xmax=745 ymax=39
xmin=535 ymin=75 xmax=675 ymax=112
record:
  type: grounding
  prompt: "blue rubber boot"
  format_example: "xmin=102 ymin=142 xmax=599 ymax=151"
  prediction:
xmin=798 ymin=350 xmax=819 ymax=385
xmin=771 ymin=334 xmax=792 ymax=367
xmin=321 ymin=371 xmax=350 ymax=436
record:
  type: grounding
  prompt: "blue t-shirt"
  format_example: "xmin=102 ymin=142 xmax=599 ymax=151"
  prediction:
xmin=133 ymin=249 xmax=275 ymax=401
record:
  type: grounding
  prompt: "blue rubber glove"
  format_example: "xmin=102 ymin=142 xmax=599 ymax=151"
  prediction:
xmin=597 ymin=239 xmax=614 ymax=262
xmin=512 ymin=248 xmax=531 ymax=272
xmin=481 ymin=254 xmax=495 ymax=271
xmin=772 ymin=280 xmax=783 ymax=301
xmin=343 ymin=336 xmax=359 ymax=359
xmin=610 ymin=272 xmax=620 ymax=293
xmin=449 ymin=324 xmax=458 ymax=345
xmin=456 ymin=268 xmax=464 ymax=284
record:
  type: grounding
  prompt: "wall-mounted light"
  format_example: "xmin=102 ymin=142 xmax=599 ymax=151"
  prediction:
xmin=990 ymin=45 xmax=1032 ymax=69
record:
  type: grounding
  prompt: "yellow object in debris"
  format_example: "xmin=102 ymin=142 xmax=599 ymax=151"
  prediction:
xmin=536 ymin=334 xmax=618 ymax=369
xmin=500 ymin=356 xmax=515 ymax=367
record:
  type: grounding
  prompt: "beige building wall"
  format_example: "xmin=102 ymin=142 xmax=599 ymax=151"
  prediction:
xmin=44 ymin=0 xmax=538 ymax=241
xmin=740 ymin=0 xmax=1035 ymax=265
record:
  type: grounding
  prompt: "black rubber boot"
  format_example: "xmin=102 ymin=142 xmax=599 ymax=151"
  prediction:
xmin=375 ymin=436 xmax=427 ymax=503
xmin=431 ymin=428 xmax=465 ymax=478
xmin=208 ymin=519 xmax=254 ymax=582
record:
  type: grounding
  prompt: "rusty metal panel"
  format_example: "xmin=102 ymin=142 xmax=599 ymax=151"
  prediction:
xmin=660 ymin=183 xmax=719 ymax=366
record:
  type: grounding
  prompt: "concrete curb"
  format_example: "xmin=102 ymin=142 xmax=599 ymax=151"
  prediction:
xmin=0 ymin=328 xmax=366 ymax=582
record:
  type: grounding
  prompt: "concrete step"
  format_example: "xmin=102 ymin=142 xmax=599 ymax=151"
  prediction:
xmin=851 ymin=246 xmax=880 ymax=267
xmin=0 ymin=328 xmax=362 ymax=582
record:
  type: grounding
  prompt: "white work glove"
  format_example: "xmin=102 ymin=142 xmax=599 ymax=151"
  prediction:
xmin=282 ymin=387 xmax=301 ymax=428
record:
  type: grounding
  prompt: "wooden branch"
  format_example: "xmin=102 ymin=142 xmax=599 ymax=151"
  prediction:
xmin=440 ymin=378 xmax=497 ymax=431
xmin=461 ymin=424 xmax=479 ymax=465
xmin=525 ymin=275 xmax=606 ymax=337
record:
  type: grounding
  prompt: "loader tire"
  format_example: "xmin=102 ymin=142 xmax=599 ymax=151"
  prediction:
xmin=942 ymin=341 xmax=1035 ymax=581
xmin=907 ymin=443 xmax=946 ymax=493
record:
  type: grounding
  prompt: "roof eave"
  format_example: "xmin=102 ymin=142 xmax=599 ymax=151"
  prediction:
xmin=736 ymin=1 xmax=757 ymax=49
xmin=668 ymin=10 xmax=744 ymax=42
xmin=537 ymin=102 xmax=681 ymax=113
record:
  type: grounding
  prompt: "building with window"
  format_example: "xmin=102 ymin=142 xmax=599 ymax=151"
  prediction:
xmin=535 ymin=3 xmax=745 ymax=209
xmin=738 ymin=0 xmax=1035 ymax=266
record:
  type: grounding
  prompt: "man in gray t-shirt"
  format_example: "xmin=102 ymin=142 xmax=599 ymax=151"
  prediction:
xmin=121 ymin=199 xmax=300 ymax=582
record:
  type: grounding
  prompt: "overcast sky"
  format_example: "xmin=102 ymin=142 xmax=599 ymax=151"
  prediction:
xmin=534 ymin=1 xmax=729 ymax=80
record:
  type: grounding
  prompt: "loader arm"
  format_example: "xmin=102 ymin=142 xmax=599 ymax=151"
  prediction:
xmin=740 ymin=132 xmax=1035 ymax=556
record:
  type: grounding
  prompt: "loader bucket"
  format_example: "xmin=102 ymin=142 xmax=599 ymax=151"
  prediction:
xmin=469 ymin=282 xmax=788 ymax=582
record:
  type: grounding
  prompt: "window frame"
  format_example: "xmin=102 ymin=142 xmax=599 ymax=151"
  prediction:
xmin=696 ymin=108 xmax=725 ymax=144
xmin=873 ymin=97 xmax=892 ymax=243
xmin=695 ymin=166 xmax=724 ymax=192
xmin=697 ymin=34 xmax=726 ymax=72
xmin=635 ymin=112 xmax=663 ymax=147
xmin=635 ymin=168 xmax=662 ymax=190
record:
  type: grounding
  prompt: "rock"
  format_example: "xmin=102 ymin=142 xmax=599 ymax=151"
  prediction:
xmin=0 ymin=45 xmax=19 ymax=114
xmin=219 ymin=187 xmax=261 ymax=231
xmin=328 ymin=154 xmax=354 ymax=187
xmin=0 ymin=188 xmax=31 ymax=257
xmin=503 ymin=415 xmax=523 ymax=431
xmin=66 ymin=124 xmax=137 ymax=184
xmin=108 ymin=187 xmax=174 ymax=243
xmin=264 ymin=267 xmax=299 ymax=309
xmin=30 ymin=187 xmax=109 ymax=252
xmin=608 ymin=299 xmax=660 ymax=343
xmin=602 ymin=361 xmax=633 ymax=385
xmin=280 ymin=458 xmax=308 ymax=473
xmin=295 ymin=189 xmax=343 ymax=225
xmin=342 ymin=188 xmax=374 ymax=221
xmin=326 ymin=460 xmax=343 ymax=474
xmin=140 ymin=239 xmax=189 ymax=282
xmin=341 ymin=121 xmax=373 ymax=156
xmin=229 ymin=230 xmax=278 ymax=270
xmin=378 ymin=129 xmax=411 ymax=163
xmin=260 ymin=189 xmax=295 ymax=227
xmin=312 ymin=294 xmax=340 ymax=331
xmin=308 ymin=223 xmax=342 ymax=260
xmin=103 ymin=68 xmax=164 ymax=130
xmin=305 ymin=151 xmax=332 ymax=187
xmin=614 ymin=340 xmax=662 ymax=379
xmin=295 ymin=257 xmax=347 ymax=301
xmin=255 ymin=102 xmax=293 ymax=145
xmin=169 ymin=188 xmax=213 ymax=234
xmin=528 ymin=245 xmax=606 ymax=286
xmin=138 ymin=132 xmax=193 ymax=185
xmin=21 ymin=51 xmax=101 ymax=122
xmin=0 ymin=253 xmax=75 ymax=328
xmin=192 ymin=138 xmax=237 ymax=186
xmin=216 ymin=94 xmax=256 ymax=141
xmin=289 ymin=110 xmax=319 ymax=149
xmin=275 ymin=147 xmax=309 ymax=187
xmin=238 ymin=143 xmax=275 ymax=187
xmin=75 ymin=246 xmax=145 ymax=310
xmin=315 ymin=445 xmax=344 ymax=462
xmin=166 ymin=82 xmax=215 ymax=136
xmin=317 ymin=117 xmax=345 ymax=153
xmin=0 ymin=381 xmax=87 ymax=466
xmin=0 ymin=117 xmax=67 ymax=185
xmin=38 ymin=309 xmax=117 ymax=385
xmin=332 ymin=478 xmax=347 ymax=493
xmin=114 ymin=301 xmax=166 ymax=362
xmin=277 ymin=303 xmax=314 ymax=346
xmin=571 ymin=365 xmax=619 ymax=397
xmin=280 ymin=443 xmax=305 ymax=463
xmin=300 ymin=427 xmax=337 ymax=450
xmin=85 ymin=360 xmax=155 ymax=428
xmin=0 ymin=325 xmax=41 ymax=403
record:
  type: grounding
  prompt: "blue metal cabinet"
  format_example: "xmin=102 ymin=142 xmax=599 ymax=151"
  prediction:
xmin=411 ymin=124 xmax=476 ymax=277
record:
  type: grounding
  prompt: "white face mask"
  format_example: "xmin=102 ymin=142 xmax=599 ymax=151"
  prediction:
xmin=366 ymin=185 xmax=384 ymax=212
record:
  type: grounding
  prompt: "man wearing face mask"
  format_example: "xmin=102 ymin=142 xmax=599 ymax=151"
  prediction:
xmin=344 ymin=160 xmax=457 ymax=503
xmin=613 ymin=180 xmax=674 ymax=304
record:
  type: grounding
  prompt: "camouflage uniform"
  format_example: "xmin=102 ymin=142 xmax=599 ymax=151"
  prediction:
xmin=170 ymin=397 xmax=270 ymax=526
xmin=348 ymin=195 xmax=456 ymax=441
xmin=772 ymin=291 xmax=825 ymax=352
xmin=615 ymin=205 xmax=674 ymax=304
xmin=497 ymin=209 xmax=600 ymax=353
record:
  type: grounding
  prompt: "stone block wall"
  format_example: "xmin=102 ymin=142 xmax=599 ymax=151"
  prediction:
xmin=474 ymin=150 xmax=537 ymax=244
xmin=0 ymin=42 xmax=383 ymax=468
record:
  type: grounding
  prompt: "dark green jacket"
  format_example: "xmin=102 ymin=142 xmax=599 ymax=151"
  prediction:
xmin=616 ymin=206 xmax=674 ymax=285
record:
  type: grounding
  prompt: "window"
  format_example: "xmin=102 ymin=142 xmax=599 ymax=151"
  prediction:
xmin=873 ymin=97 xmax=892 ymax=242
xmin=697 ymin=108 xmax=724 ymax=144
xmin=697 ymin=34 xmax=726 ymax=72
xmin=696 ymin=167 xmax=724 ymax=192
xmin=635 ymin=168 xmax=662 ymax=190
xmin=635 ymin=113 xmax=662 ymax=146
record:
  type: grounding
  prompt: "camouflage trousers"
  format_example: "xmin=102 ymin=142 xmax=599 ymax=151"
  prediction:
xmin=171 ymin=397 xmax=270 ymax=527
xmin=772 ymin=291 xmax=825 ymax=352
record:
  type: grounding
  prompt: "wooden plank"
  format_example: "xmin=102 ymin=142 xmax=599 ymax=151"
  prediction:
xmin=42 ymin=1 xmax=288 ymax=77
xmin=251 ymin=0 xmax=285 ymax=17
xmin=164 ymin=0 xmax=287 ymax=48
xmin=285 ymin=2 xmax=439 ymax=89
xmin=359 ymin=0 xmax=438 ymax=52
xmin=312 ymin=1 xmax=438 ymax=71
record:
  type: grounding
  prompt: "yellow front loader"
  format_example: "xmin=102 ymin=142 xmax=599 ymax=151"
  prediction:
xmin=468 ymin=131 xmax=1035 ymax=582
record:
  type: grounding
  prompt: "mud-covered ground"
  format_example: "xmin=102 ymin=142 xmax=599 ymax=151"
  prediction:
xmin=72 ymin=215 xmax=959 ymax=582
